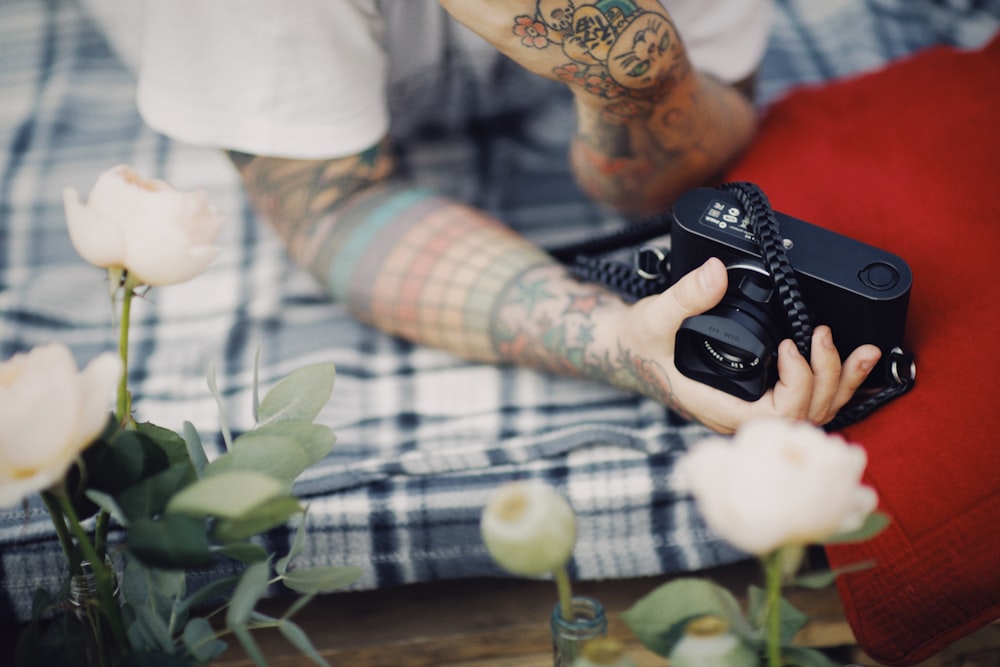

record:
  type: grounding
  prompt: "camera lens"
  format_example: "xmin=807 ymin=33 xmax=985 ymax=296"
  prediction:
xmin=701 ymin=339 xmax=761 ymax=374
xmin=673 ymin=263 xmax=785 ymax=401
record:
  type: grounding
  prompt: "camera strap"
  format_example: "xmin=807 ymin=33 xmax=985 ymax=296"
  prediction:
xmin=548 ymin=181 xmax=915 ymax=431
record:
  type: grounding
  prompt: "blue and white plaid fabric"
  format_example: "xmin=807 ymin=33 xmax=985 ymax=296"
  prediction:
xmin=1 ymin=0 xmax=997 ymax=622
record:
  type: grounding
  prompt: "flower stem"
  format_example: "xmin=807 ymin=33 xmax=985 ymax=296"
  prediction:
xmin=41 ymin=491 xmax=75 ymax=564
xmin=553 ymin=565 xmax=574 ymax=621
xmin=114 ymin=273 xmax=135 ymax=427
xmin=764 ymin=550 xmax=783 ymax=667
xmin=55 ymin=489 xmax=128 ymax=652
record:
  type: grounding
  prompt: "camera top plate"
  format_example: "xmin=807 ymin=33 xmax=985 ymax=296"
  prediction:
xmin=671 ymin=188 xmax=912 ymax=302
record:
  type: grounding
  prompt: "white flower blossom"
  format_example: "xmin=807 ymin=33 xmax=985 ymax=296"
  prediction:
xmin=63 ymin=164 xmax=224 ymax=285
xmin=0 ymin=345 xmax=121 ymax=507
xmin=674 ymin=417 xmax=878 ymax=555
xmin=481 ymin=480 xmax=577 ymax=577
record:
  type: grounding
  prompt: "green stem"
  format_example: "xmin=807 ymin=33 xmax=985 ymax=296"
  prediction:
xmin=764 ymin=550 xmax=783 ymax=667
xmin=553 ymin=565 xmax=574 ymax=622
xmin=55 ymin=490 xmax=128 ymax=652
xmin=115 ymin=274 xmax=135 ymax=427
xmin=41 ymin=491 xmax=76 ymax=564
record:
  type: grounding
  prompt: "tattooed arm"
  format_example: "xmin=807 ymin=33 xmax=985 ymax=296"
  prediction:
xmin=439 ymin=0 xmax=757 ymax=214
xmin=230 ymin=139 xmax=880 ymax=433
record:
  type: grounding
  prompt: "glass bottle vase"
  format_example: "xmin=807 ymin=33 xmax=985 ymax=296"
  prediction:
xmin=550 ymin=595 xmax=608 ymax=667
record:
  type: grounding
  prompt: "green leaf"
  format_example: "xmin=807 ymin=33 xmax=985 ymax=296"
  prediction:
xmin=182 ymin=421 xmax=208 ymax=477
xmin=207 ymin=362 xmax=233 ymax=450
xmin=620 ymin=578 xmax=750 ymax=657
xmin=276 ymin=511 xmax=309 ymax=576
xmin=280 ymin=566 xmax=363 ymax=594
xmin=84 ymin=489 xmax=128 ymax=526
xmin=257 ymin=362 xmax=336 ymax=426
xmin=175 ymin=576 xmax=241 ymax=618
xmin=127 ymin=514 xmax=214 ymax=569
xmin=182 ymin=617 xmax=227 ymax=664
xmin=782 ymin=645 xmax=842 ymax=667
xmin=136 ymin=421 xmax=191 ymax=466
xmin=278 ymin=619 xmax=331 ymax=667
xmin=232 ymin=626 xmax=268 ymax=667
xmin=821 ymin=511 xmax=891 ymax=544
xmin=214 ymin=542 xmax=270 ymax=563
xmin=795 ymin=560 xmax=877 ymax=590
xmin=246 ymin=421 xmax=336 ymax=468
xmin=132 ymin=603 xmax=174 ymax=653
xmin=166 ymin=470 xmax=286 ymax=519
xmin=204 ymin=433 xmax=310 ymax=483
xmin=227 ymin=560 xmax=271 ymax=628
xmin=116 ymin=463 xmax=197 ymax=522
xmin=213 ymin=495 xmax=303 ymax=543
xmin=280 ymin=592 xmax=317 ymax=621
xmin=252 ymin=347 xmax=262 ymax=424
xmin=748 ymin=585 xmax=809 ymax=644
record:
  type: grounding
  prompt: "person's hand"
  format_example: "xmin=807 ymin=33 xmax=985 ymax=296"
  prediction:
xmin=623 ymin=258 xmax=882 ymax=433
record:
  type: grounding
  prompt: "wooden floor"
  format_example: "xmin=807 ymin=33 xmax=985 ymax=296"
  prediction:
xmin=3 ymin=559 xmax=997 ymax=666
xmin=208 ymin=560 xmax=999 ymax=667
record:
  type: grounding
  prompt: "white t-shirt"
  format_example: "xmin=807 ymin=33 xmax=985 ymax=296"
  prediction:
xmin=88 ymin=0 xmax=773 ymax=159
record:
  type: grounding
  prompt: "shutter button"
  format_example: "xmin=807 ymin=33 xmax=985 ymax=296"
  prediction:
xmin=859 ymin=262 xmax=900 ymax=291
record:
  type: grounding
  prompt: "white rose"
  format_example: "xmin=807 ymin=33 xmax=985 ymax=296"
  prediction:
xmin=0 ymin=345 xmax=122 ymax=507
xmin=63 ymin=164 xmax=224 ymax=285
xmin=481 ymin=481 xmax=577 ymax=577
xmin=674 ymin=418 xmax=878 ymax=555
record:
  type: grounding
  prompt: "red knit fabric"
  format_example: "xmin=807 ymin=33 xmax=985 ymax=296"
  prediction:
xmin=725 ymin=36 xmax=1000 ymax=665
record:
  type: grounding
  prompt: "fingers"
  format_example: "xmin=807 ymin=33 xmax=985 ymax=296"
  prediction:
xmin=769 ymin=327 xmax=883 ymax=426
xmin=655 ymin=257 xmax=728 ymax=329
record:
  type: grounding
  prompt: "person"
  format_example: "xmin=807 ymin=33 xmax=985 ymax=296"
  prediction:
xmin=104 ymin=0 xmax=882 ymax=434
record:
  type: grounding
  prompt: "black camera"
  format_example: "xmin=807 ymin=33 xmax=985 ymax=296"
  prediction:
xmin=669 ymin=187 xmax=912 ymax=401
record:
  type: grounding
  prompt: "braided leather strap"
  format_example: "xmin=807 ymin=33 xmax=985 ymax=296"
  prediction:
xmin=722 ymin=182 xmax=815 ymax=358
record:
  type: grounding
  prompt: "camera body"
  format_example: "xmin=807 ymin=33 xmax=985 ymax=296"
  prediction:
xmin=670 ymin=187 xmax=912 ymax=401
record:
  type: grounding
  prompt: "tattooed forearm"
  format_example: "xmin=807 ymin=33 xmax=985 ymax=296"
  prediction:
xmin=231 ymin=140 xmax=394 ymax=264
xmin=491 ymin=263 xmax=692 ymax=416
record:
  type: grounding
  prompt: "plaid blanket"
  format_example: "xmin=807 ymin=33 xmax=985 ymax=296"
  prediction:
xmin=1 ymin=0 xmax=997 ymax=622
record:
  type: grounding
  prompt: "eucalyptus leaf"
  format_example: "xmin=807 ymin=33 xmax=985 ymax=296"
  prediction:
xmin=795 ymin=561 xmax=877 ymax=590
xmin=166 ymin=470 xmax=286 ymax=519
xmin=280 ymin=566 xmax=363 ymax=594
xmin=214 ymin=495 xmax=304 ymax=543
xmin=117 ymin=463 xmax=197 ymax=522
xmin=182 ymin=421 xmax=208 ymax=477
xmin=213 ymin=542 xmax=270 ymax=563
xmin=280 ymin=592 xmax=317 ymax=621
xmin=748 ymin=585 xmax=809 ymax=645
xmin=175 ymin=576 xmax=242 ymax=618
xmin=232 ymin=626 xmax=268 ymax=667
xmin=821 ymin=511 xmax=891 ymax=544
xmin=206 ymin=362 xmax=232 ymax=450
xmin=182 ymin=617 xmax=227 ymax=663
xmin=204 ymin=433 xmax=310 ymax=484
xmin=278 ymin=619 xmax=331 ymax=667
xmin=276 ymin=512 xmax=309 ymax=576
xmin=252 ymin=347 xmax=262 ymax=423
xmin=127 ymin=514 xmax=214 ymax=569
xmin=244 ymin=421 xmax=336 ymax=468
xmin=132 ymin=604 xmax=175 ymax=653
xmin=620 ymin=578 xmax=751 ymax=656
xmin=227 ymin=560 xmax=271 ymax=629
xmin=256 ymin=362 xmax=336 ymax=426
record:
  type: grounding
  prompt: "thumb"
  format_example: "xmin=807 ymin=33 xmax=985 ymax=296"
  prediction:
xmin=658 ymin=257 xmax=728 ymax=326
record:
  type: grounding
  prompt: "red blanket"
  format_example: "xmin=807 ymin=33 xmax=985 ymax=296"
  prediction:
xmin=726 ymin=35 xmax=1000 ymax=665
